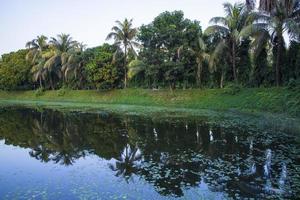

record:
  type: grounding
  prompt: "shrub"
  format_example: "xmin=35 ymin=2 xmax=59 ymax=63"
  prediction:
xmin=287 ymin=78 xmax=300 ymax=90
xmin=223 ymin=83 xmax=242 ymax=95
xmin=57 ymin=86 xmax=70 ymax=96
xmin=34 ymin=87 xmax=45 ymax=97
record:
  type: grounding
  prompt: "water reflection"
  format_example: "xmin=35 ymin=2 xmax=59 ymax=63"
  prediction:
xmin=109 ymin=144 xmax=142 ymax=182
xmin=0 ymin=107 xmax=299 ymax=199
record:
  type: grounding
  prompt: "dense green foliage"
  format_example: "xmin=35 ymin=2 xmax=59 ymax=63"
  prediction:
xmin=0 ymin=0 xmax=299 ymax=91
xmin=0 ymin=49 xmax=32 ymax=90
xmin=137 ymin=11 xmax=203 ymax=89
xmin=84 ymin=44 xmax=124 ymax=89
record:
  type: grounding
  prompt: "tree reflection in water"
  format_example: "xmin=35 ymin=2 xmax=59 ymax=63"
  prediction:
xmin=0 ymin=107 xmax=299 ymax=199
xmin=109 ymin=144 xmax=142 ymax=182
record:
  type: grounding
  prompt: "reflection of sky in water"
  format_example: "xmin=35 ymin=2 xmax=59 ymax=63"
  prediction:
xmin=0 ymin=141 xmax=165 ymax=199
xmin=0 ymin=141 xmax=227 ymax=199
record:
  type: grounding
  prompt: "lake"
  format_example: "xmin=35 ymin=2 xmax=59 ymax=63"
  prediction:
xmin=0 ymin=107 xmax=299 ymax=199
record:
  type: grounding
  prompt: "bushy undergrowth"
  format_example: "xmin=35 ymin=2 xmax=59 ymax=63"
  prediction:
xmin=223 ymin=83 xmax=242 ymax=95
xmin=57 ymin=86 xmax=70 ymax=97
xmin=34 ymin=87 xmax=45 ymax=97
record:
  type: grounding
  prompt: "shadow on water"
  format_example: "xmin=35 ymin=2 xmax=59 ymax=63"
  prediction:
xmin=0 ymin=107 xmax=299 ymax=199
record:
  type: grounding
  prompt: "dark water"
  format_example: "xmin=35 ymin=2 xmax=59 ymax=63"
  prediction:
xmin=0 ymin=107 xmax=299 ymax=200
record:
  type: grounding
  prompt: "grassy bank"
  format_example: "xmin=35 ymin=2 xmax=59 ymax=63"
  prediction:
xmin=0 ymin=87 xmax=299 ymax=117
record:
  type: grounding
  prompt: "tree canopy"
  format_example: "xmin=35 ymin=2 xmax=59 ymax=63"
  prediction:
xmin=0 ymin=0 xmax=299 ymax=91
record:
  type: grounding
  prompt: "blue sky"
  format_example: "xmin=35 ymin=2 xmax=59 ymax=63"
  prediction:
xmin=0 ymin=0 xmax=237 ymax=55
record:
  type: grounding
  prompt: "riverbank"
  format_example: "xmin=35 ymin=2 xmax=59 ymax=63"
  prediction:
xmin=0 ymin=88 xmax=299 ymax=135
xmin=0 ymin=88 xmax=299 ymax=117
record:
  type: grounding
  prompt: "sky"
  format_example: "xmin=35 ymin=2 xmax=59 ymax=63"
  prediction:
xmin=0 ymin=0 xmax=237 ymax=55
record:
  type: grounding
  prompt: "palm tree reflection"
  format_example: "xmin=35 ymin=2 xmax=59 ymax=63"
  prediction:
xmin=109 ymin=144 xmax=142 ymax=182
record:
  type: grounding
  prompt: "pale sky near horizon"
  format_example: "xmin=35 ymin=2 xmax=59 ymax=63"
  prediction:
xmin=0 ymin=0 xmax=238 ymax=55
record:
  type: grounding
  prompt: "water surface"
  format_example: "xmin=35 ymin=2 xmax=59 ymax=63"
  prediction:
xmin=0 ymin=107 xmax=299 ymax=199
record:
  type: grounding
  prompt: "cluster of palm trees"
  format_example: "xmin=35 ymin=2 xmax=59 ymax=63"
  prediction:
xmin=26 ymin=34 xmax=85 ymax=89
xmin=26 ymin=0 xmax=299 ymax=89
xmin=199 ymin=0 xmax=299 ymax=87
xmin=253 ymin=0 xmax=300 ymax=86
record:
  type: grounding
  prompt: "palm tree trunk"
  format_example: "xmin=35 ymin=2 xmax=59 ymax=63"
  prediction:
xmin=49 ymin=75 xmax=54 ymax=90
xmin=39 ymin=76 xmax=42 ymax=88
xmin=232 ymin=42 xmax=238 ymax=83
xmin=197 ymin=63 xmax=203 ymax=88
xmin=124 ymin=45 xmax=127 ymax=89
xmin=220 ymin=70 xmax=225 ymax=88
xmin=275 ymin=35 xmax=283 ymax=87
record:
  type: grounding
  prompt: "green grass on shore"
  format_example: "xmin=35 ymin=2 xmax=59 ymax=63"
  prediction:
xmin=0 ymin=87 xmax=299 ymax=117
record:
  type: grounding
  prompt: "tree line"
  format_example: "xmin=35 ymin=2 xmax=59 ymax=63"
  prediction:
xmin=0 ymin=0 xmax=299 ymax=91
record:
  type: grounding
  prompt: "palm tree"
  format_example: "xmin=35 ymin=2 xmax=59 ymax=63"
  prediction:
xmin=205 ymin=2 xmax=252 ymax=83
xmin=109 ymin=144 xmax=142 ymax=182
xmin=31 ymin=59 xmax=48 ymax=88
xmin=26 ymin=35 xmax=49 ymax=88
xmin=45 ymin=34 xmax=78 ymax=89
xmin=178 ymin=37 xmax=210 ymax=88
xmin=106 ymin=18 xmax=139 ymax=88
xmin=50 ymin=33 xmax=77 ymax=53
xmin=26 ymin=35 xmax=48 ymax=63
xmin=127 ymin=59 xmax=147 ymax=86
xmin=252 ymin=0 xmax=300 ymax=86
xmin=61 ymin=52 xmax=85 ymax=84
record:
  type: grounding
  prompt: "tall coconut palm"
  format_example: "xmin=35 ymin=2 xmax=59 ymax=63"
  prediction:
xmin=252 ymin=0 xmax=300 ymax=86
xmin=61 ymin=51 xmax=85 ymax=84
xmin=205 ymin=2 xmax=252 ymax=83
xmin=31 ymin=58 xmax=48 ymax=88
xmin=26 ymin=35 xmax=48 ymax=63
xmin=45 ymin=34 xmax=78 ymax=89
xmin=178 ymin=37 xmax=210 ymax=88
xmin=106 ymin=18 xmax=140 ymax=88
xmin=26 ymin=35 xmax=49 ymax=88
xmin=50 ymin=33 xmax=77 ymax=53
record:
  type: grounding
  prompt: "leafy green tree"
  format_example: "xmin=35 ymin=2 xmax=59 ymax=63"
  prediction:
xmin=164 ymin=61 xmax=184 ymax=90
xmin=106 ymin=19 xmax=139 ymax=88
xmin=84 ymin=44 xmax=123 ymax=89
xmin=138 ymin=11 xmax=202 ymax=88
xmin=205 ymin=2 xmax=252 ymax=83
xmin=0 ymin=49 xmax=32 ymax=90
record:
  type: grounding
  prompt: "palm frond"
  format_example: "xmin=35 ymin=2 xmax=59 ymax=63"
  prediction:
xmin=205 ymin=25 xmax=230 ymax=36
xmin=223 ymin=2 xmax=234 ymax=16
xmin=209 ymin=40 xmax=228 ymax=72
